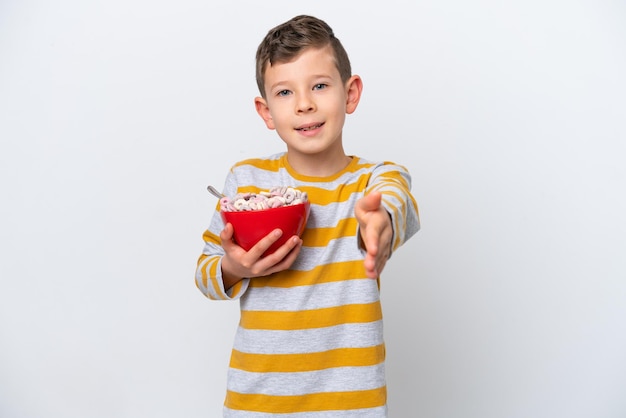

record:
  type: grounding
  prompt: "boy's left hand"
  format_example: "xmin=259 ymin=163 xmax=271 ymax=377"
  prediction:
xmin=355 ymin=191 xmax=393 ymax=279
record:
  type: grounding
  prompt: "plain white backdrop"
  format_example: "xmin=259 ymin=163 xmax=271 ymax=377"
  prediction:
xmin=1 ymin=1 xmax=625 ymax=417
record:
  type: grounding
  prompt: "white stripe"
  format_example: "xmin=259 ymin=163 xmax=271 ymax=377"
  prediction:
xmin=306 ymin=200 xmax=360 ymax=229
xmin=232 ymin=321 xmax=384 ymax=354
xmin=227 ymin=364 xmax=386 ymax=396
xmin=241 ymin=279 xmax=380 ymax=311
xmin=291 ymin=237 xmax=365 ymax=272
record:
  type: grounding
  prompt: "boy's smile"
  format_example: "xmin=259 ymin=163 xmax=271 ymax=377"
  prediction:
xmin=295 ymin=122 xmax=324 ymax=133
xmin=255 ymin=46 xmax=362 ymax=176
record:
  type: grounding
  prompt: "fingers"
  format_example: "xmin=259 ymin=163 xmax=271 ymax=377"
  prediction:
xmin=249 ymin=229 xmax=284 ymax=259
xmin=359 ymin=204 xmax=393 ymax=279
xmin=246 ymin=233 xmax=302 ymax=277
xmin=221 ymin=223 xmax=303 ymax=280
xmin=356 ymin=191 xmax=382 ymax=214
xmin=263 ymin=235 xmax=303 ymax=272
xmin=363 ymin=230 xmax=391 ymax=279
xmin=363 ymin=225 xmax=380 ymax=255
xmin=364 ymin=257 xmax=387 ymax=279
xmin=363 ymin=252 xmax=377 ymax=278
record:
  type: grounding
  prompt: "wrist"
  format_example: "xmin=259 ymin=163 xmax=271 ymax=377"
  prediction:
xmin=220 ymin=257 xmax=243 ymax=291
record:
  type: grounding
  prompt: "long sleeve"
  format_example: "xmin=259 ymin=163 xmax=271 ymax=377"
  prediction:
xmin=195 ymin=228 xmax=250 ymax=300
xmin=195 ymin=172 xmax=250 ymax=300
xmin=365 ymin=161 xmax=420 ymax=252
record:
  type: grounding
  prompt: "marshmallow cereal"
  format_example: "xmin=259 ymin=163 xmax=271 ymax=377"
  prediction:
xmin=220 ymin=187 xmax=309 ymax=212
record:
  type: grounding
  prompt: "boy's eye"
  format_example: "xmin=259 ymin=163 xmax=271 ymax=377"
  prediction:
xmin=313 ymin=84 xmax=327 ymax=90
xmin=277 ymin=90 xmax=291 ymax=97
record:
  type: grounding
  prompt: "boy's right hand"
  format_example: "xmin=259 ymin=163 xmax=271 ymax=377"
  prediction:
xmin=219 ymin=222 xmax=303 ymax=290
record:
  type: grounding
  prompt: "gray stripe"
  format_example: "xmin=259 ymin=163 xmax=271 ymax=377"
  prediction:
xmin=233 ymin=321 xmax=384 ymax=354
xmin=291 ymin=237 xmax=365 ymax=272
xmin=241 ymin=279 xmax=380 ymax=311
xmin=227 ymin=364 xmax=386 ymax=395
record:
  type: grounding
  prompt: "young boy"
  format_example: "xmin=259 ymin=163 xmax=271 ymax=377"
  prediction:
xmin=196 ymin=15 xmax=420 ymax=417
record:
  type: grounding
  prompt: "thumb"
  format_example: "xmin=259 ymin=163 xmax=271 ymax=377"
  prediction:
xmin=358 ymin=191 xmax=382 ymax=213
xmin=220 ymin=223 xmax=235 ymax=247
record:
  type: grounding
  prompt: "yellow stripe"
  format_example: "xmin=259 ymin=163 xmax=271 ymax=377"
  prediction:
xmin=197 ymin=256 xmax=209 ymax=290
xmin=302 ymin=217 xmax=358 ymax=247
xmin=240 ymin=302 xmax=382 ymax=330
xmin=380 ymin=189 xmax=404 ymax=204
xmin=202 ymin=257 xmax=224 ymax=300
xmin=201 ymin=228 xmax=219 ymax=244
xmin=381 ymin=169 xmax=411 ymax=189
xmin=197 ymin=230 xmax=228 ymax=299
xmin=249 ymin=260 xmax=367 ymax=288
xmin=232 ymin=157 xmax=282 ymax=172
xmin=230 ymin=344 xmax=385 ymax=372
xmin=225 ymin=386 xmax=386 ymax=413
xmin=233 ymin=176 xmax=372 ymax=207
xmin=209 ymin=261 xmax=225 ymax=299
xmin=302 ymin=175 xmax=370 ymax=206
xmin=229 ymin=280 xmax=245 ymax=298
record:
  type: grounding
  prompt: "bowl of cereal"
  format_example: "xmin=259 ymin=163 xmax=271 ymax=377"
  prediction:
xmin=218 ymin=186 xmax=310 ymax=256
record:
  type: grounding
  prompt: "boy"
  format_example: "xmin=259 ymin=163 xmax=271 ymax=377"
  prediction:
xmin=196 ymin=15 xmax=420 ymax=417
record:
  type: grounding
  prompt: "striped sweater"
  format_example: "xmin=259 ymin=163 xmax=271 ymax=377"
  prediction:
xmin=195 ymin=153 xmax=420 ymax=417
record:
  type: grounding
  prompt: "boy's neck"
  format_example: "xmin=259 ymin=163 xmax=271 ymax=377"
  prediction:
xmin=285 ymin=152 xmax=353 ymax=177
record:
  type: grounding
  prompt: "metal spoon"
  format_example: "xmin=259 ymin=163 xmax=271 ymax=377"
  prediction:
xmin=206 ymin=185 xmax=225 ymax=199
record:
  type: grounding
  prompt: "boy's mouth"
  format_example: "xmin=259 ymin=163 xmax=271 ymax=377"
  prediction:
xmin=296 ymin=122 xmax=324 ymax=131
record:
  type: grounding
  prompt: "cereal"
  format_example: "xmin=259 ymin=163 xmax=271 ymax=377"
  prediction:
xmin=220 ymin=187 xmax=308 ymax=212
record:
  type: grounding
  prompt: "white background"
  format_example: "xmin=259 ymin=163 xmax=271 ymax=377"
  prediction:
xmin=1 ymin=1 xmax=625 ymax=417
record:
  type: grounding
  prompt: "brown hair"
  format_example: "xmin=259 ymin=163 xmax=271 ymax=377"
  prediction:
xmin=255 ymin=15 xmax=352 ymax=98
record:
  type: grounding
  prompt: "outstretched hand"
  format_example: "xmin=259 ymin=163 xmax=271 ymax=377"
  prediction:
xmin=355 ymin=191 xmax=393 ymax=279
xmin=219 ymin=223 xmax=303 ymax=291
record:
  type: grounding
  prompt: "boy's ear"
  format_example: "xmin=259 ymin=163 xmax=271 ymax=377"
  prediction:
xmin=254 ymin=97 xmax=275 ymax=130
xmin=345 ymin=75 xmax=363 ymax=115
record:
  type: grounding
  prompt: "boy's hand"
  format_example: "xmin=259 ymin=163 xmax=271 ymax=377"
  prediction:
xmin=355 ymin=191 xmax=393 ymax=279
xmin=219 ymin=223 xmax=303 ymax=290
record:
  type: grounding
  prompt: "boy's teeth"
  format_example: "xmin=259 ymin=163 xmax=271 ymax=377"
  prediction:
xmin=300 ymin=124 xmax=320 ymax=131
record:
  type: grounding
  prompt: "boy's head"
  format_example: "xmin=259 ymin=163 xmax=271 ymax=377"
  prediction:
xmin=255 ymin=15 xmax=352 ymax=98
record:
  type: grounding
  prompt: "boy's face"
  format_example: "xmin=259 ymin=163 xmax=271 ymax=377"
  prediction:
xmin=255 ymin=46 xmax=361 ymax=166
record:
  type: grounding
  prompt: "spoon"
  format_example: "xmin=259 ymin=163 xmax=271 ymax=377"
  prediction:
xmin=206 ymin=185 xmax=225 ymax=199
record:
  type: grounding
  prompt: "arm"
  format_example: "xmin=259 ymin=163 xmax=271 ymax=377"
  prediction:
xmin=355 ymin=162 xmax=420 ymax=278
xmin=195 ymin=223 xmax=303 ymax=298
xmin=218 ymin=222 xmax=303 ymax=291
xmin=195 ymin=170 xmax=303 ymax=299
xmin=195 ymin=225 xmax=246 ymax=300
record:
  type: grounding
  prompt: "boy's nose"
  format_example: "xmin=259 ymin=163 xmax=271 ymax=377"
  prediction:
xmin=295 ymin=94 xmax=316 ymax=113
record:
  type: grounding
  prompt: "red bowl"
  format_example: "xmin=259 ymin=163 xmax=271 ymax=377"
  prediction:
xmin=221 ymin=201 xmax=310 ymax=256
